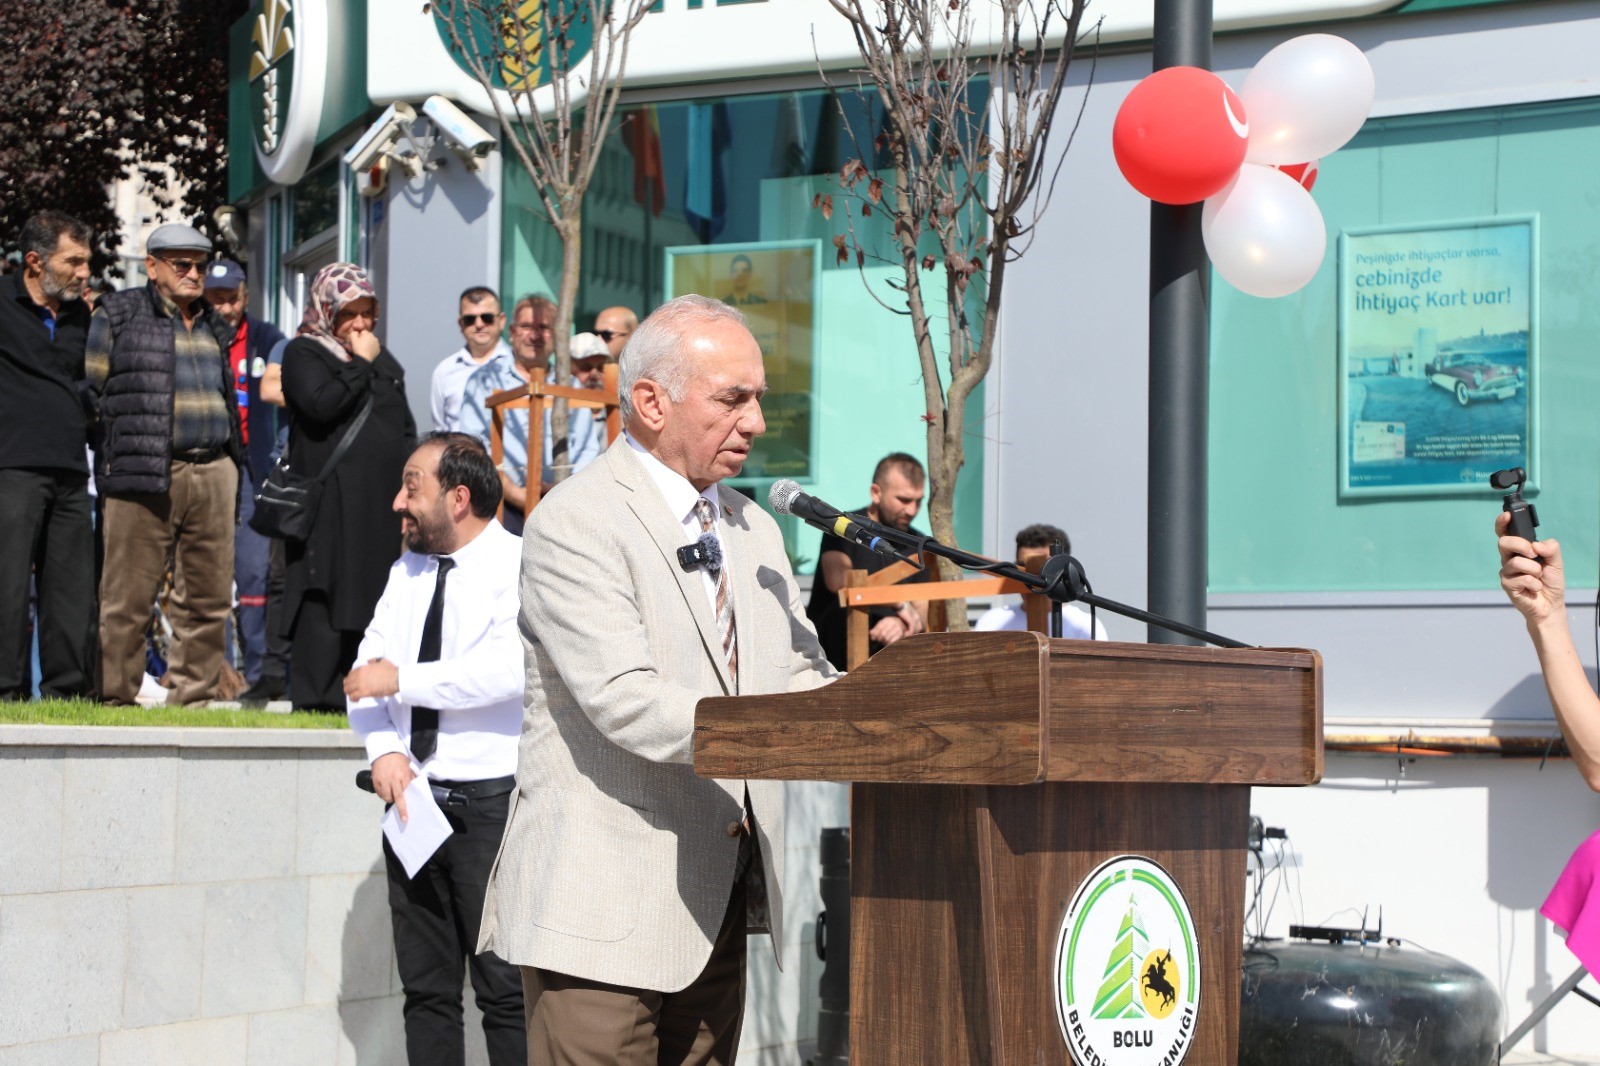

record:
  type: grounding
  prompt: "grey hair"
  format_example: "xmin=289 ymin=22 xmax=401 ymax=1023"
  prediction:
xmin=618 ymin=295 xmax=749 ymax=424
xmin=20 ymin=211 xmax=92 ymax=263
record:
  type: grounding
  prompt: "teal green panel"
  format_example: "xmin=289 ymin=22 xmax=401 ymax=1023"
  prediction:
xmin=500 ymin=164 xmax=566 ymax=303
xmin=319 ymin=0 xmax=370 ymax=142
xmin=1209 ymin=98 xmax=1600 ymax=593
xmin=1394 ymin=0 xmax=1521 ymax=10
xmin=228 ymin=13 xmax=267 ymax=202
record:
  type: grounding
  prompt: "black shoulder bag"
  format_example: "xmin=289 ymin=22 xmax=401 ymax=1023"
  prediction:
xmin=248 ymin=397 xmax=374 ymax=542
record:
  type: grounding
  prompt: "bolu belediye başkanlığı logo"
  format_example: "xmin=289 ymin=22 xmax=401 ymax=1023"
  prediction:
xmin=1054 ymin=855 xmax=1200 ymax=1065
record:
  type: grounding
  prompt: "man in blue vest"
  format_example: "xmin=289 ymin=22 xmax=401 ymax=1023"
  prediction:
xmin=202 ymin=260 xmax=286 ymax=691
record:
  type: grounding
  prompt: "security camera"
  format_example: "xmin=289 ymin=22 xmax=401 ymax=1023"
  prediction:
xmin=343 ymin=102 xmax=421 ymax=177
xmin=422 ymin=95 xmax=497 ymax=170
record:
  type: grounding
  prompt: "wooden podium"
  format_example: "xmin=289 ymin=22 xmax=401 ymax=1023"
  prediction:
xmin=695 ymin=631 xmax=1321 ymax=1064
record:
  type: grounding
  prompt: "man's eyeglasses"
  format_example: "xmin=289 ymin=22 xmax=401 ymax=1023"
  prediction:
xmin=159 ymin=257 xmax=206 ymax=277
xmin=460 ymin=312 xmax=501 ymax=327
xmin=594 ymin=329 xmax=630 ymax=343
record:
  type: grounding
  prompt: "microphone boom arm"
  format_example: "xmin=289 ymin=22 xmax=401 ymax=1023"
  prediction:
xmin=856 ymin=520 xmax=1250 ymax=650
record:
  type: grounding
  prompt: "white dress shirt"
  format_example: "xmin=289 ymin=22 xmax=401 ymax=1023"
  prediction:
xmin=625 ymin=433 xmax=724 ymax=616
xmin=347 ymin=520 xmax=524 ymax=781
xmin=973 ymin=601 xmax=1110 ymax=641
xmin=430 ymin=341 xmax=512 ymax=432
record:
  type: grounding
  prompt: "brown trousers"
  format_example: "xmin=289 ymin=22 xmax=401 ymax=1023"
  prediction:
xmin=100 ymin=458 xmax=238 ymax=706
xmin=522 ymin=880 xmax=748 ymax=1066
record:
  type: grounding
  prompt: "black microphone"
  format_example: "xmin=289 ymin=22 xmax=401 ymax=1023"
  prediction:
xmin=677 ymin=531 xmax=724 ymax=573
xmin=768 ymin=480 xmax=899 ymax=558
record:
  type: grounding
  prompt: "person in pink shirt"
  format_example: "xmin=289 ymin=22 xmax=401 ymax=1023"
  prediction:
xmin=1499 ymin=511 xmax=1600 ymax=974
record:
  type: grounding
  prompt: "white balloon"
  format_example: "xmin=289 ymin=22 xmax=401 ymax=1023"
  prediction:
xmin=1241 ymin=34 xmax=1375 ymax=165
xmin=1202 ymin=164 xmax=1327 ymax=299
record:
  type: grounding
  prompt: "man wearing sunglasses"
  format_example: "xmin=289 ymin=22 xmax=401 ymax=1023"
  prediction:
xmin=430 ymin=286 xmax=510 ymax=433
xmin=593 ymin=305 xmax=637 ymax=360
xmin=85 ymin=223 xmax=243 ymax=706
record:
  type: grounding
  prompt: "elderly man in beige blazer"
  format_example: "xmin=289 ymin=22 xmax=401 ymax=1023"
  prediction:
xmin=479 ymin=294 xmax=836 ymax=1064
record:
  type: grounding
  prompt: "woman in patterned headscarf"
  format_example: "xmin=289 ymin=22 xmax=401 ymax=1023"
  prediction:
xmin=279 ymin=263 xmax=416 ymax=710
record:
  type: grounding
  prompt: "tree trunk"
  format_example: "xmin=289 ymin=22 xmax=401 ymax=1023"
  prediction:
xmin=926 ymin=416 xmax=968 ymax=631
xmin=549 ymin=211 xmax=583 ymax=483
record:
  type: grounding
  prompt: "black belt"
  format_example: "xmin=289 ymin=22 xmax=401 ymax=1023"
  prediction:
xmin=428 ymin=774 xmax=516 ymax=806
xmin=354 ymin=770 xmax=515 ymax=806
xmin=172 ymin=445 xmax=228 ymax=464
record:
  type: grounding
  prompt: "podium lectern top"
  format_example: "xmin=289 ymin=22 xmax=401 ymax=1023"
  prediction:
xmin=694 ymin=631 xmax=1321 ymax=787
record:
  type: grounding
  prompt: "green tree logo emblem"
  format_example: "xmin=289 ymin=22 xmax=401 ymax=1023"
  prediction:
xmin=1091 ymin=894 xmax=1150 ymax=1020
xmin=432 ymin=0 xmax=597 ymax=93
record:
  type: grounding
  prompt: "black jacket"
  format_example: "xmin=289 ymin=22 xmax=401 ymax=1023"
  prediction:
xmin=0 ymin=275 xmax=92 ymax=473
xmin=93 ymin=284 xmax=241 ymax=495
xmin=281 ymin=337 xmax=416 ymax=634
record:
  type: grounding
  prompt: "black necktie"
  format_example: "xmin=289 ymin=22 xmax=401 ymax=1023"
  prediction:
xmin=410 ymin=556 xmax=455 ymax=764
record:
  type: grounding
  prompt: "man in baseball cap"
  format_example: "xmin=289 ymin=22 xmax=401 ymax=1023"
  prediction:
xmin=202 ymin=259 xmax=290 ymax=702
xmin=84 ymin=222 xmax=244 ymax=705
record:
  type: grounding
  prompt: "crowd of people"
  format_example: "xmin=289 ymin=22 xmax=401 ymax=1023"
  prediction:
xmin=3 ymin=210 xmax=1117 ymax=1065
xmin=0 ymin=212 xmax=645 ymax=710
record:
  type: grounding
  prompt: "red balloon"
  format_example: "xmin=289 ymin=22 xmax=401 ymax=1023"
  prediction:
xmin=1274 ymin=160 xmax=1320 ymax=192
xmin=1113 ymin=67 xmax=1250 ymax=205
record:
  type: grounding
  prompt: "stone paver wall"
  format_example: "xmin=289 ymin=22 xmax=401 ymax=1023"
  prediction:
xmin=0 ymin=726 xmax=839 ymax=1065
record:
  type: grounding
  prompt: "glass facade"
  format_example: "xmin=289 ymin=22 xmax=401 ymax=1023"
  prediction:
xmin=502 ymin=85 xmax=992 ymax=567
xmin=1209 ymin=96 xmax=1600 ymax=592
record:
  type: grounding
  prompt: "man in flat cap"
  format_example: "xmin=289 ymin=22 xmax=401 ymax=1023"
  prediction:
xmin=86 ymin=223 xmax=243 ymax=706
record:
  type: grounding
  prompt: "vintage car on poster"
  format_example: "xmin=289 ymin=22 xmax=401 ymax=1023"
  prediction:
xmin=1424 ymin=350 xmax=1524 ymax=406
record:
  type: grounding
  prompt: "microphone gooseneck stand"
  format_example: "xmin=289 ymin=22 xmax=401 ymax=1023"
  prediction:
xmin=860 ymin=521 xmax=1251 ymax=650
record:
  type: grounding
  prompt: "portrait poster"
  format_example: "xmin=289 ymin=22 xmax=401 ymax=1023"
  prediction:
xmin=1338 ymin=217 xmax=1537 ymax=498
xmin=664 ymin=240 xmax=820 ymax=482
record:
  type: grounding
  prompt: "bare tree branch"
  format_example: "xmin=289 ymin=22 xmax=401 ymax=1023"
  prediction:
xmin=816 ymin=0 xmax=1087 ymax=628
xmin=440 ymin=0 xmax=651 ymax=481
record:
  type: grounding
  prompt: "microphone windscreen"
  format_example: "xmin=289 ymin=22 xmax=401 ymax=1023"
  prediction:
xmin=697 ymin=531 xmax=723 ymax=572
xmin=769 ymin=479 xmax=802 ymax=516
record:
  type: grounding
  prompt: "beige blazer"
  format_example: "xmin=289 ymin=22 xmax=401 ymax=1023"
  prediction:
xmin=478 ymin=438 xmax=835 ymax=992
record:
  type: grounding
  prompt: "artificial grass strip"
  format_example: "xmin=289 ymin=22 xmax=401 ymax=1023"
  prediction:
xmin=0 ymin=699 xmax=348 ymax=729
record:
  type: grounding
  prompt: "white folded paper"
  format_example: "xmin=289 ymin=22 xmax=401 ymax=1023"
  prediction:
xmin=381 ymin=774 xmax=454 ymax=878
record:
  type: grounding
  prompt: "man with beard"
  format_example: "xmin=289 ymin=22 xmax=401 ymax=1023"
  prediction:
xmin=804 ymin=451 xmax=931 ymax=670
xmin=0 ymin=212 xmax=95 ymax=699
xmin=344 ymin=431 xmax=526 ymax=1065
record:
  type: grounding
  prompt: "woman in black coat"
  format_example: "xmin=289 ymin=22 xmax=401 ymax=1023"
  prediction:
xmin=280 ymin=263 xmax=416 ymax=710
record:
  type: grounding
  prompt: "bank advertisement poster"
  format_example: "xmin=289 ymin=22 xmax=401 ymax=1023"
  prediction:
xmin=665 ymin=240 xmax=820 ymax=482
xmin=1338 ymin=216 xmax=1537 ymax=498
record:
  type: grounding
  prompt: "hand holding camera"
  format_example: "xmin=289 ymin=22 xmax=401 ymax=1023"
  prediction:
xmin=1494 ymin=467 xmax=1564 ymax=629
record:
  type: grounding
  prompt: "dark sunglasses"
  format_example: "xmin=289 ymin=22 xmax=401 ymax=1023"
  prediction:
xmin=159 ymin=257 xmax=207 ymax=277
xmin=459 ymin=312 xmax=501 ymax=327
xmin=593 ymin=329 xmax=630 ymax=343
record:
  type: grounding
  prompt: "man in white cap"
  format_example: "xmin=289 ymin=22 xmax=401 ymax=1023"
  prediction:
xmin=85 ymin=223 xmax=241 ymax=706
xmin=459 ymin=317 xmax=611 ymax=533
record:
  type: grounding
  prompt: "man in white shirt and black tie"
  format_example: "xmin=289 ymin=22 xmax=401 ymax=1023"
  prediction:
xmin=345 ymin=431 xmax=526 ymax=1065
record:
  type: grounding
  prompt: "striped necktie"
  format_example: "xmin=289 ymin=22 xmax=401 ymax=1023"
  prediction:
xmin=693 ymin=497 xmax=737 ymax=686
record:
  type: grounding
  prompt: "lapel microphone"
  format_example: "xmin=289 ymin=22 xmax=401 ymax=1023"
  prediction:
xmin=677 ymin=531 xmax=724 ymax=574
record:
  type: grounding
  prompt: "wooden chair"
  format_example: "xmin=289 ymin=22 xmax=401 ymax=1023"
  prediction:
xmin=838 ymin=552 xmax=1055 ymax=670
xmin=482 ymin=363 xmax=623 ymax=520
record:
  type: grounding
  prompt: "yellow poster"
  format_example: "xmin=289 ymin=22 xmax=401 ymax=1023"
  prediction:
xmin=665 ymin=240 xmax=819 ymax=481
